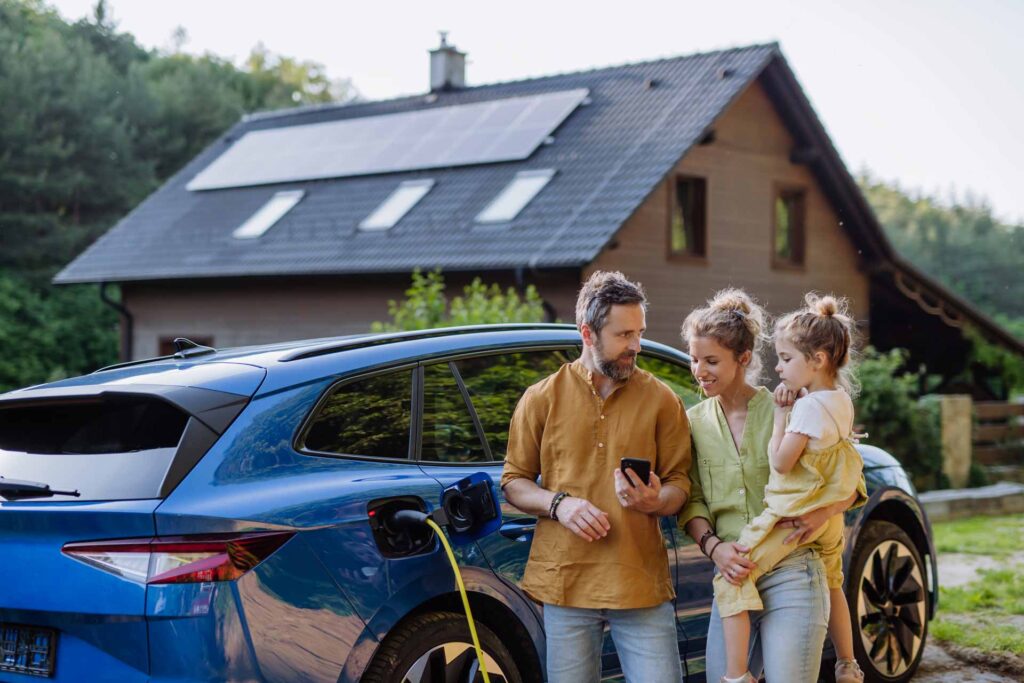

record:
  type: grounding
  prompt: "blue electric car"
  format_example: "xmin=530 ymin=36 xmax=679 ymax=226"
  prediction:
xmin=0 ymin=325 xmax=935 ymax=682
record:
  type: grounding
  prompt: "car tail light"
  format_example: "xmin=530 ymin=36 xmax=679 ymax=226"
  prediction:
xmin=62 ymin=532 xmax=294 ymax=584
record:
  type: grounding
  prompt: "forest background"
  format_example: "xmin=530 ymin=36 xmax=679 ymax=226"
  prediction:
xmin=1 ymin=0 xmax=1021 ymax=393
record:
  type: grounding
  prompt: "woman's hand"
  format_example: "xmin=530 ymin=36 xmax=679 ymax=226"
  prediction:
xmin=711 ymin=541 xmax=756 ymax=585
xmin=779 ymin=490 xmax=860 ymax=544
xmin=778 ymin=506 xmax=832 ymax=545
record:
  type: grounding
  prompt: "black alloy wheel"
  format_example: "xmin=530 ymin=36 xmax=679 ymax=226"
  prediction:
xmin=848 ymin=520 xmax=929 ymax=683
xmin=362 ymin=611 xmax=524 ymax=683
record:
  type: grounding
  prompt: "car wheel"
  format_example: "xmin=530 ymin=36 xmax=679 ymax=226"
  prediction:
xmin=847 ymin=520 xmax=928 ymax=683
xmin=362 ymin=610 xmax=524 ymax=683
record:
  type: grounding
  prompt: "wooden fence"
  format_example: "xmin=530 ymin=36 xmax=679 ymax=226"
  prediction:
xmin=973 ymin=400 xmax=1024 ymax=468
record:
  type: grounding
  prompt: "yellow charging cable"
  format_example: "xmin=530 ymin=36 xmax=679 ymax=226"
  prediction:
xmin=425 ymin=518 xmax=492 ymax=683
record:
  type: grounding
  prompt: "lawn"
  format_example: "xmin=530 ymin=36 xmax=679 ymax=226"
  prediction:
xmin=931 ymin=513 xmax=1024 ymax=656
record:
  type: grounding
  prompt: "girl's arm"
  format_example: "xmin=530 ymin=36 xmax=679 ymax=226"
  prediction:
xmin=769 ymin=395 xmax=809 ymax=474
xmin=771 ymin=432 xmax=810 ymax=474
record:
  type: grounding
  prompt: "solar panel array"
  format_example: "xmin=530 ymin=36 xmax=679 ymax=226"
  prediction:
xmin=187 ymin=88 xmax=590 ymax=191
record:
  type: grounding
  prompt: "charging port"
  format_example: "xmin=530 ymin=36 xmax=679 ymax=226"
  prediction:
xmin=367 ymin=496 xmax=435 ymax=558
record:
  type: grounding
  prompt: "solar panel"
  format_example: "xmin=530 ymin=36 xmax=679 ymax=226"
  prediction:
xmin=186 ymin=89 xmax=589 ymax=191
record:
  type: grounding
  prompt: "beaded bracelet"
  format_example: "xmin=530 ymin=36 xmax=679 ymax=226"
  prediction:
xmin=549 ymin=491 xmax=569 ymax=521
xmin=697 ymin=529 xmax=716 ymax=555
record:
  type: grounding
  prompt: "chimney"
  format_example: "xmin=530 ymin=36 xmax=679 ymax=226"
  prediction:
xmin=429 ymin=32 xmax=466 ymax=92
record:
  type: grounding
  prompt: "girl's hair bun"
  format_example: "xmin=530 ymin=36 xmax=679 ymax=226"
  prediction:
xmin=807 ymin=292 xmax=843 ymax=318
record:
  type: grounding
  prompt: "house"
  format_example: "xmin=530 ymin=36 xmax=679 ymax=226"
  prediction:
xmin=56 ymin=39 xmax=1023 ymax=392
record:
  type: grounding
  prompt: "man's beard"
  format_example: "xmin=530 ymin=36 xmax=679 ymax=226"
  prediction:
xmin=594 ymin=339 xmax=637 ymax=382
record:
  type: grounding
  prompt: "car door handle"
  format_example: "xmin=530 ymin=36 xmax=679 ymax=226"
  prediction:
xmin=499 ymin=518 xmax=536 ymax=541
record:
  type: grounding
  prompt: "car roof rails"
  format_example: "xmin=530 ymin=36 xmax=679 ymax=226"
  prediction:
xmin=280 ymin=323 xmax=578 ymax=362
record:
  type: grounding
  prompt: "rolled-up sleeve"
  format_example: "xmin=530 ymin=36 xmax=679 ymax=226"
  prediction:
xmin=654 ymin=392 xmax=691 ymax=496
xmin=501 ymin=386 xmax=544 ymax=490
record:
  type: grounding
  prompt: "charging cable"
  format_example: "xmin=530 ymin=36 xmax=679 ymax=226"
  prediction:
xmin=390 ymin=509 xmax=491 ymax=683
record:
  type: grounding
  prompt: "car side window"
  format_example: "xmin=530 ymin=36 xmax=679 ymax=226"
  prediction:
xmin=421 ymin=363 xmax=488 ymax=464
xmin=303 ymin=369 xmax=413 ymax=459
xmin=636 ymin=354 xmax=703 ymax=409
xmin=455 ymin=348 xmax=578 ymax=460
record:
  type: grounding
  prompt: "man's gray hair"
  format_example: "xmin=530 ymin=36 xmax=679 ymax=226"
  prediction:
xmin=575 ymin=271 xmax=647 ymax=335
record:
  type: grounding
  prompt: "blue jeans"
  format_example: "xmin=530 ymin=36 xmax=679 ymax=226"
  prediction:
xmin=543 ymin=601 xmax=682 ymax=683
xmin=705 ymin=548 xmax=830 ymax=682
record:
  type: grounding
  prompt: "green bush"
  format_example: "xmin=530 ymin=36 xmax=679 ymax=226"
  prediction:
xmin=371 ymin=269 xmax=548 ymax=332
xmin=854 ymin=347 xmax=945 ymax=490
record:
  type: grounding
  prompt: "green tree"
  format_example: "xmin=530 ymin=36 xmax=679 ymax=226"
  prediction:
xmin=859 ymin=172 xmax=1024 ymax=327
xmin=372 ymin=269 xmax=548 ymax=332
xmin=0 ymin=0 xmax=357 ymax=389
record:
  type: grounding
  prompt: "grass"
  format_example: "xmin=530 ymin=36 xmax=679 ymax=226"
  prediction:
xmin=931 ymin=514 xmax=1024 ymax=656
xmin=932 ymin=513 xmax=1024 ymax=557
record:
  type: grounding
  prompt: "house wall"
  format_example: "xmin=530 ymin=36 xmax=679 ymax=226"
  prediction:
xmin=122 ymin=271 xmax=581 ymax=359
xmin=590 ymin=79 xmax=870 ymax=355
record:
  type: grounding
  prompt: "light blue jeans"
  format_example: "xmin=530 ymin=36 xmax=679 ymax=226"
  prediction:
xmin=543 ymin=600 xmax=682 ymax=683
xmin=705 ymin=547 xmax=830 ymax=682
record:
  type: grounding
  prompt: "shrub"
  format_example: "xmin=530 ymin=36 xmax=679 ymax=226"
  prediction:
xmin=855 ymin=347 xmax=944 ymax=490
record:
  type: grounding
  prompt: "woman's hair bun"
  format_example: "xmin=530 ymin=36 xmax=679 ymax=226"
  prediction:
xmin=710 ymin=288 xmax=753 ymax=315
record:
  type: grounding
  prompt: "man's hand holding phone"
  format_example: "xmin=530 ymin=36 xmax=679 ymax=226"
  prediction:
xmin=614 ymin=458 xmax=663 ymax=515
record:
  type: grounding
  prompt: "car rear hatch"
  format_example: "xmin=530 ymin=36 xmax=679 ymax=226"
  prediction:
xmin=0 ymin=361 xmax=265 ymax=680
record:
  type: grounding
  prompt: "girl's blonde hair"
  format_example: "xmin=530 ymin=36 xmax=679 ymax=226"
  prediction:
xmin=681 ymin=288 xmax=768 ymax=382
xmin=774 ymin=292 xmax=860 ymax=396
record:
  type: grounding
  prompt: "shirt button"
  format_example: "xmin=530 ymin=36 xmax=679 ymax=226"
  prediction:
xmin=600 ymin=415 xmax=606 ymax=420
xmin=738 ymin=487 xmax=745 ymax=494
xmin=598 ymin=442 xmax=604 ymax=448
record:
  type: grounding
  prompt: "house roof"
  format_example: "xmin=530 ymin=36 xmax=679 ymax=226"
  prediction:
xmin=54 ymin=43 xmax=778 ymax=282
xmin=54 ymin=42 xmax=1023 ymax=356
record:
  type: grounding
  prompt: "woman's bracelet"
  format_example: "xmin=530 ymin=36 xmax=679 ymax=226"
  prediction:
xmin=549 ymin=492 xmax=569 ymax=521
xmin=707 ymin=538 xmax=725 ymax=560
xmin=697 ymin=529 xmax=716 ymax=554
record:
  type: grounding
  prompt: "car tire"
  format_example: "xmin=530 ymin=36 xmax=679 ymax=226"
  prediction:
xmin=362 ymin=610 xmax=525 ymax=683
xmin=846 ymin=520 xmax=929 ymax=683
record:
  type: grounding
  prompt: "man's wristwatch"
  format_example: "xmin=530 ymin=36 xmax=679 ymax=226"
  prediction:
xmin=549 ymin=491 xmax=569 ymax=521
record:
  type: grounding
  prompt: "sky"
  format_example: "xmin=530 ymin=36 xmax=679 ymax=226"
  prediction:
xmin=50 ymin=0 xmax=1024 ymax=224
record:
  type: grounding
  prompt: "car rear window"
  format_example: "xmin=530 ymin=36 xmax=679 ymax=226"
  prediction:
xmin=0 ymin=396 xmax=191 ymax=501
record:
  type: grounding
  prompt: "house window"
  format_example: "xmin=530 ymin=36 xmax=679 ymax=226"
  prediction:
xmin=668 ymin=176 xmax=707 ymax=258
xmin=359 ymin=179 xmax=435 ymax=231
xmin=475 ymin=169 xmax=556 ymax=224
xmin=159 ymin=337 xmax=214 ymax=356
xmin=773 ymin=188 xmax=806 ymax=267
xmin=232 ymin=190 xmax=305 ymax=239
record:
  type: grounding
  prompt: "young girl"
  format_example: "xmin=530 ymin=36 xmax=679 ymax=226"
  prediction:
xmin=716 ymin=293 xmax=865 ymax=683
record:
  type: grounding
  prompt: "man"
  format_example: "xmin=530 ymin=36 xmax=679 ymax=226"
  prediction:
xmin=502 ymin=270 xmax=691 ymax=683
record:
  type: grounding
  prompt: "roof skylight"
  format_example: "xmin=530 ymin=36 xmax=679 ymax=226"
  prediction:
xmin=232 ymin=190 xmax=305 ymax=239
xmin=475 ymin=169 xmax=555 ymax=224
xmin=359 ymin=179 xmax=435 ymax=231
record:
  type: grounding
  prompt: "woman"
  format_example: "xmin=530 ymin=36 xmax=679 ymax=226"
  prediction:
xmin=678 ymin=289 xmax=864 ymax=682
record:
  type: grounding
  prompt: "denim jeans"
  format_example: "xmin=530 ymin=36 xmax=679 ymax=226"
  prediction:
xmin=543 ymin=600 xmax=682 ymax=683
xmin=705 ymin=547 xmax=830 ymax=682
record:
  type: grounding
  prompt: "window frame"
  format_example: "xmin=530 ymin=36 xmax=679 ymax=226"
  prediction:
xmin=771 ymin=184 xmax=807 ymax=270
xmin=358 ymin=179 xmax=435 ymax=232
xmin=295 ymin=363 xmax=419 ymax=463
xmin=231 ymin=190 xmax=305 ymax=240
xmin=474 ymin=169 xmax=556 ymax=225
xmin=417 ymin=344 xmax=580 ymax=467
xmin=666 ymin=174 xmax=708 ymax=263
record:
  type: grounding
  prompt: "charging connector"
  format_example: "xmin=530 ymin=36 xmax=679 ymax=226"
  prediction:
xmin=383 ymin=506 xmax=492 ymax=683
xmin=368 ymin=473 xmax=501 ymax=683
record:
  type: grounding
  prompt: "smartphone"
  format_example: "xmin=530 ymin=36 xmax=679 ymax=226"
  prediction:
xmin=619 ymin=458 xmax=652 ymax=487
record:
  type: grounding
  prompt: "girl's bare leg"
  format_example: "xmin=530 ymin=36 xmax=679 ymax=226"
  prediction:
xmin=828 ymin=587 xmax=855 ymax=659
xmin=721 ymin=612 xmax=751 ymax=678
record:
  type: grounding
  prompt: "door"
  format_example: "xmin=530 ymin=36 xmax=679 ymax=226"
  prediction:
xmin=636 ymin=353 xmax=712 ymax=681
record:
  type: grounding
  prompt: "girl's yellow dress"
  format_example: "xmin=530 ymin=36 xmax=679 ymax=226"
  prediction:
xmin=714 ymin=392 xmax=864 ymax=618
